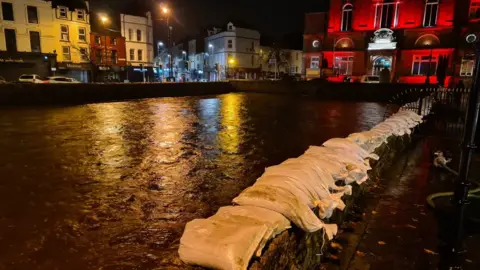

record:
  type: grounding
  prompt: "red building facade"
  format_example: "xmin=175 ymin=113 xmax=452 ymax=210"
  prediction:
xmin=304 ymin=0 xmax=480 ymax=85
xmin=90 ymin=33 xmax=127 ymax=82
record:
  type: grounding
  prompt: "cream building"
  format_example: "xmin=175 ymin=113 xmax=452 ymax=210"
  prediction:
xmin=0 ymin=0 xmax=57 ymax=80
xmin=52 ymin=1 xmax=91 ymax=82
xmin=120 ymin=12 xmax=154 ymax=82
xmin=205 ymin=22 xmax=261 ymax=81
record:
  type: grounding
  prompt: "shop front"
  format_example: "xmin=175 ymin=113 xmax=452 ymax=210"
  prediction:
xmin=0 ymin=51 xmax=56 ymax=81
xmin=126 ymin=66 xmax=154 ymax=82
xmin=57 ymin=62 xmax=92 ymax=83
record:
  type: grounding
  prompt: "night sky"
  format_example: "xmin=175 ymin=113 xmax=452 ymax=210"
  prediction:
xmin=90 ymin=0 xmax=329 ymax=49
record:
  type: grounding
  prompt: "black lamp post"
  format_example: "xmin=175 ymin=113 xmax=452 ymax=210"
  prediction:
xmin=449 ymin=33 xmax=480 ymax=269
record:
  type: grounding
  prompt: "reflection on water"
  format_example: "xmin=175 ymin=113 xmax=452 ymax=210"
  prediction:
xmin=0 ymin=93 xmax=392 ymax=270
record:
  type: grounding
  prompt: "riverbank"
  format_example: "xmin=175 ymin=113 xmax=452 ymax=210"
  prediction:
xmin=0 ymin=81 xmax=426 ymax=106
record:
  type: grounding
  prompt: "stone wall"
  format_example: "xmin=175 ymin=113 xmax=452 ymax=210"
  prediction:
xmin=0 ymin=81 xmax=427 ymax=106
xmin=248 ymin=135 xmax=411 ymax=269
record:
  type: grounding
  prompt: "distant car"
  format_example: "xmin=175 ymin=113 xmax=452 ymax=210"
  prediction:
xmin=47 ymin=76 xmax=81 ymax=84
xmin=19 ymin=74 xmax=45 ymax=83
xmin=198 ymin=78 xmax=208 ymax=82
xmin=360 ymin=75 xmax=380 ymax=84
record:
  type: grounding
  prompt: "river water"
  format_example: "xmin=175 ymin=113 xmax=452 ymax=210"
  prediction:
xmin=0 ymin=93 xmax=392 ymax=270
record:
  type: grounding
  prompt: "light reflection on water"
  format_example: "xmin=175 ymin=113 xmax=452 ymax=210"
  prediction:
xmin=0 ymin=93 xmax=393 ymax=269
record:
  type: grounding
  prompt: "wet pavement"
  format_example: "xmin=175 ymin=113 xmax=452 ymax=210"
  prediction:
xmin=326 ymin=136 xmax=480 ymax=270
xmin=0 ymin=93 xmax=391 ymax=270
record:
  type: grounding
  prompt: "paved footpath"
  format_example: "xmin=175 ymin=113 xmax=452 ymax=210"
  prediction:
xmin=324 ymin=137 xmax=480 ymax=270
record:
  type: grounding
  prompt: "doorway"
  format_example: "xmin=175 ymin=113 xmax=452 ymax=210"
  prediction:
xmin=372 ymin=56 xmax=392 ymax=75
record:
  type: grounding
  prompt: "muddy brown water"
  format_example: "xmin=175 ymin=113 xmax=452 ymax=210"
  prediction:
xmin=0 ymin=93 xmax=393 ymax=270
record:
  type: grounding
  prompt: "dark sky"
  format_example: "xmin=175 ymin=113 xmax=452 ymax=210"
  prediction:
xmin=90 ymin=0 xmax=329 ymax=48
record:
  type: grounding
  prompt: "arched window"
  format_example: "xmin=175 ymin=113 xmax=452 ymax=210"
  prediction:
xmin=424 ymin=0 xmax=439 ymax=27
xmin=341 ymin=4 xmax=353 ymax=32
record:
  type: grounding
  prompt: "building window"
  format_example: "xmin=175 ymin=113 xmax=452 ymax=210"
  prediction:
xmin=311 ymin=56 xmax=320 ymax=68
xmin=1 ymin=2 xmax=14 ymax=21
xmin=470 ymin=2 xmax=480 ymax=20
xmin=137 ymin=30 xmax=142 ymax=41
xmin=128 ymin=29 xmax=132 ymax=40
xmin=60 ymin=25 xmax=69 ymax=41
xmin=227 ymin=39 xmax=233 ymax=49
xmin=251 ymin=55 xmax=254 ymax=66
xmin=412 ymin=55 xmax=438 ymax=75
xmin=460 ymin=56 xmax=475 ymax=76
xmin=27 ymin=6 xmax=38 ymax=24
xmin=374 ymin=0 xmax=398 ymax=29
xmin=4 ymin=29 xmax=16 ymax=52
xmin=111 ymin=38 xmax=117 ymax=45
xmin=138 ymin=49 xmax=143 ymax=61
xmin=59 ymin=7 xmax=67 ymax=19
xmin=77 ymin=9 xmax=85 ymax=20
xmin=424 ymin=0 xmax=439 ymax=27
xmin=341 ymin=4 xmax=353 ymax=32
xmin=130 ymin=49 xmax=135 ymax=60
xmin=96 ymin=49 xmax=102 ymax=63
xmin=30 ymin=31 xmax=41 ymax=52
xmin=78 ymin=27 xmax=86 ymax=42
xmin=94 ymin=36 xmax=101 ymax=45
xmin=335 ymin=56 xmax=353 ymax=75
xmin=111 ymin=50 xmax=117 ymax=64
xmin=80 ymin=47 xmax=88 ymax=61
xmin=296 ymin=53 xmax=299 ymax=61
xmin=62 ymin=46 xmax=71 ymax=61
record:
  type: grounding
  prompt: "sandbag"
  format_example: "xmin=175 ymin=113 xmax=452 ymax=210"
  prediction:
xmin=179 ymin=218 xmax=268 ymax=270
xmin=305 ymin=146 xmax=371 ymax=171
xmin=323 ymin=138 xmax=379 ymax=160
xmin=255 ymin=175 xmax=318 ymax=208
xmin=300 ymin=153 xmax=350 ymax=181
xmin=212 ymin=206 xmax=291 ymax=257
xmin=233 ymin=185 xmax=338 ymax=236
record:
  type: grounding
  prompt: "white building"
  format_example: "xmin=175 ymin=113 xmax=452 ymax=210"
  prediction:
xmin=188 ymin=38 xmax=206 ymax=81
xmin=0 ymin=0 xmax=57 ymax=80
xmin=120 ymin=11 xmax=154 ymax=82
xmin=259 ymin=46 xmax=303 ymax=77
xmin=205 ymin=22 xmax=260 ymax=81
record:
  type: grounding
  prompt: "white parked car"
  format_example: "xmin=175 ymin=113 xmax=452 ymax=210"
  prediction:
xmin=47 ymin=76 xmax=81 ymax=84
xmin=19 ymin=74 xmax=45 ymax=83
xmin=360 ymin=75 xmax=380 ymax=84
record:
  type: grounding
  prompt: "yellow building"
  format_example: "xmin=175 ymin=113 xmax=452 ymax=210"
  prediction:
xmin=51 ymin=0 xmax=91 ymax=82
xmin=0 ymin=0 xmax=57 ymax=81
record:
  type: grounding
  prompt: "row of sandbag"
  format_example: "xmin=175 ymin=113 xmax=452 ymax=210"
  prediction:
xmin=178 ymin=110 xmax=423 ymax=270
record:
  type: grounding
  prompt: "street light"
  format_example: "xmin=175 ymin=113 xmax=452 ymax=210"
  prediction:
xmin=208 ymin=44 xmax=213 ymax=48
xmin=158 ymin=41 xmax=164 ymax=47
xmin=162 ymin=7 xmax=169 ymax=14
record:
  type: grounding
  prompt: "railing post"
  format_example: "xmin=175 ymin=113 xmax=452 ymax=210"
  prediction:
xmin=417 ymin=88 xmax=424 ymax=116
xmin=448 ymin=39 xmax=480 ymax=268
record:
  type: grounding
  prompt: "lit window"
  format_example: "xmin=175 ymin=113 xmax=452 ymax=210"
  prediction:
xmin=130 ymin=49 xmax=135 ymax=60
xmin=424 ymin=0 xmax=439 ymax=27
xmin=60 ymin=25 xmax=69 ymax=41
xmin=460 ymin=56 xmax=475 ymax=76
xmin=311 ymin=56 xmax=320 ymax=68
xmin=111 ymin=38 xmax=117 ymax=45
xmin=59 ymin=7 xmax=67 ymax=18
xmin=80 ymin=47 xmax=88 ymax=61
xmin=374 ymin=0 xmax=398 ymax=29
xmin=138 ymin=49 xmax=143 ymax=61
xmin=335 ymin=56 xmax=353 ymax=75
xmin=227 ymin=39 xmax=233 ymax=49
xmin=128 ymin=29 xmax=132 ymax=41
xmin=77 ymin=9 xmax=85 ymax=20
xmin=137 ymin=30 xmax=142 ymax=42
xmin=95 ymin=36 xmax=101 ymax=44
xmin=470 ymin=2 xmax=480 ymax=20
xmin=62 ymin=46 xmax=71 ymax=61
xmin=411 ymin=55 xmax=438 ymax=75
xmin=341 ymin=4 xmax=353 ymax=32
xmin=78 ymin=27 xmax=86 ymax=42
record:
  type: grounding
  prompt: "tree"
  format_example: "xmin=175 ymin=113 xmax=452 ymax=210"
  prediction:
xmin=260 ymin=46 xmax=291 ymax=74
xmin=436 ymin=55 xmax=449 ymax=87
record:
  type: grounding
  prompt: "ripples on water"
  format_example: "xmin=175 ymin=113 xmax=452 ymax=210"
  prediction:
xmin=0 ymin=93 xmax=393 ymax=269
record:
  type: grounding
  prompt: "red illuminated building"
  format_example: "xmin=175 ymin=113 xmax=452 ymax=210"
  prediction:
xmin=90 ymin=32 xmax=127 ymax=82
xmin=304 ymin=0 xmax=480 ymax=84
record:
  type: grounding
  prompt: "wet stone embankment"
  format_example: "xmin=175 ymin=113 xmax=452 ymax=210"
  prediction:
xmin=0 ymin=81 xmax=426 ymax=106
xmin=0 ymin=93 xmax=395 ymax=270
